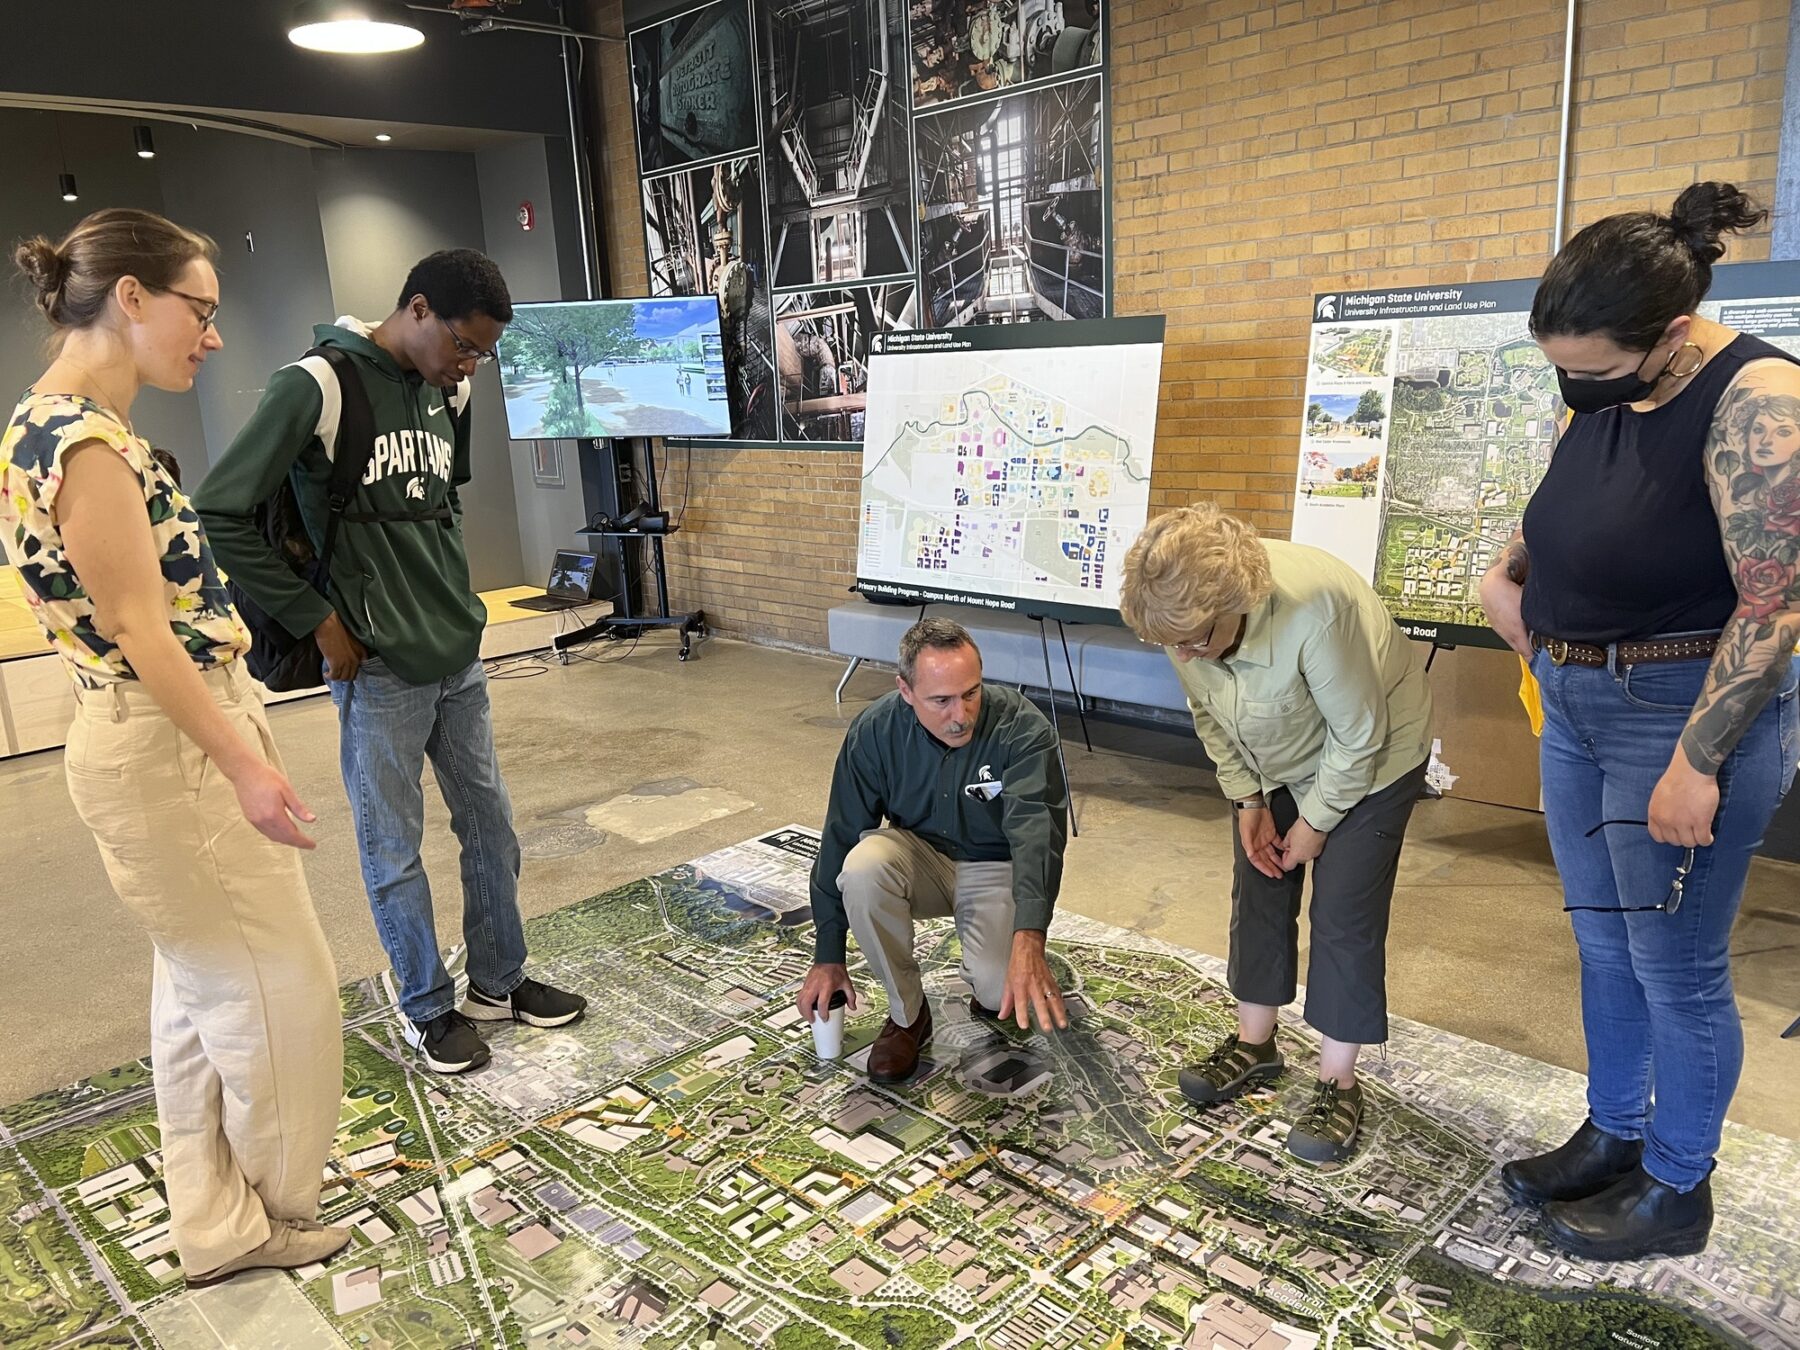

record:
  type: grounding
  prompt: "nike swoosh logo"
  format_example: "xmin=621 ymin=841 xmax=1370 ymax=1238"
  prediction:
xmin=427 ymin=403 xmax=444 ymax=416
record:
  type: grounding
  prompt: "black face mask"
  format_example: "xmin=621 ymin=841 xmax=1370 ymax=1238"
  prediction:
xmin=1555 ymin=347 xmax=1674 ymax=415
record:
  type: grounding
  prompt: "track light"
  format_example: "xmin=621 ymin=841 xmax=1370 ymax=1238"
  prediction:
xmin=287 ymin=0 xmax=424 ymax=54
xmin=59 ymin=173 xmax=78 ymax=202
xmin=134 ymin=125 xmax=156 ymax=158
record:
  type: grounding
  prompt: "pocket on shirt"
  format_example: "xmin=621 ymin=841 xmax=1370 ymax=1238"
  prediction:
xmin=1238 ymin=687 xmax=1311 ymax=724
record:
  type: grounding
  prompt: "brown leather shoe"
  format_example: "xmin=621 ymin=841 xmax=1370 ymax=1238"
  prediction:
xmin=868 ymin=1004 xmax=933 ymax=1083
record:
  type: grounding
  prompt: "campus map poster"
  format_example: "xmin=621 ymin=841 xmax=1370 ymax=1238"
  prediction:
xmin=1292 ymin=261 xmax=1800 ymax=647
xmin=856 ymin=317 xmax=1162 ymax=623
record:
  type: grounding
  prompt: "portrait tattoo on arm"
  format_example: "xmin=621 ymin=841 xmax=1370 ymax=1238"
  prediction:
xmin=1683 ymin=366 xmax=1800 ymax=775
xmin=1500 ymin=535 xmax=1530 ymax=586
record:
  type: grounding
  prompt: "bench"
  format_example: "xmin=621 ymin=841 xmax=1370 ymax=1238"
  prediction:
xmin=826 ymin=597 xmax=1189 ymax=716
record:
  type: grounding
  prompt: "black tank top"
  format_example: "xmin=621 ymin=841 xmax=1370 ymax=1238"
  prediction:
xmin=1520 ymin=332 xmax=1800 ymax=644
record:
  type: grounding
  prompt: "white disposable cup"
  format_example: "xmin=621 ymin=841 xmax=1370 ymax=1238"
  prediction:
xmin=811 ymin=1001 xmax=847 ymax=1059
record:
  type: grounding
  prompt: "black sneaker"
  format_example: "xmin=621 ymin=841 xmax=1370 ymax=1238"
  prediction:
xmin=402 ymin=1010 xmax=491 ymax=1074
xmin=463 ymin=977 xmax=588 ymax=1029
xmin=1178 ymin=1033 xmax=1284 ymax=1106
xmin=1286 ymin=1079 xmax=1364 ymax=1163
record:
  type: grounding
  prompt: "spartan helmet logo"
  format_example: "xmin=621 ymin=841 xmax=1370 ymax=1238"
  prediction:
xmin=1315 ymin=295 xmax=1339 ymax=320
xmin=978 ymin=764 xmax=994 ymax=782
xmin=406 ymin=476 xmax=426 ymax=502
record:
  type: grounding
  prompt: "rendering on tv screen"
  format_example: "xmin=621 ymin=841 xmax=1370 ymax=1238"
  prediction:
xmin=497 ymin=296 xmax=731 ymax=439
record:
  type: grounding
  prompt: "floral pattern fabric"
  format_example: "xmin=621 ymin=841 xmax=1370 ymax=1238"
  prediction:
xmin=0 ymin=393 xmax=250 ymax=687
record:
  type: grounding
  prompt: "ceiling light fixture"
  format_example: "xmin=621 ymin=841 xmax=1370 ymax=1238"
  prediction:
xmin=375 ymin=132 xmax=393 ymax=142
xmin=134 ymin=125 xmax=156 ymax=158
xmin=52 ymin=116 xmax=78 ymax=203
xmin=287 ymin=0 xmax=425 ymax=54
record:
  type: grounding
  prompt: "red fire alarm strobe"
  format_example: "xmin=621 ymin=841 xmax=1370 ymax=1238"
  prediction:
xmin=518 ymin=200 xmax=535 ymax=232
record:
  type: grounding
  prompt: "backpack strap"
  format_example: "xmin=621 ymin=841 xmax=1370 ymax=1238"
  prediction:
xmin=308 ymin=344 xmax=378 ymax=585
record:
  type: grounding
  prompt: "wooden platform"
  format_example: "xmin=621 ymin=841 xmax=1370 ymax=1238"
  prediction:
xmin=0 ymin=567 xmax=609 ymax=759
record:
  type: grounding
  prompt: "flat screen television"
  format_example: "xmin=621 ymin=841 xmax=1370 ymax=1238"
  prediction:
xmin=497 ymin=296 xmax=731 ymax=439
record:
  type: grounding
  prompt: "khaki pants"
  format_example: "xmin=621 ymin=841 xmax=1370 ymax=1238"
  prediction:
xmin=65 ymin=663 xmax=342 ymax=1275
xmin=839 ymin=828 xmax=1014 ymax=1025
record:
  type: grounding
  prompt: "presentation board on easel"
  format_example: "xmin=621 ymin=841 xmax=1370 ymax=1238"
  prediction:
xmin=1289 ymin=260 xmax=1800 ymax=649
xmin=853 ymin=316 xmax=1164 ymax=624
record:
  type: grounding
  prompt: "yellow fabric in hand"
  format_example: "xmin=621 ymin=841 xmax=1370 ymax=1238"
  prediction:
xmin=1518 ymin=655 xmax=1545 ymax=737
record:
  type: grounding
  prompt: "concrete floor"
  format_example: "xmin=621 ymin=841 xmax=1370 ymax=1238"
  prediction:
xmin=2 ymin=636 xmax=1795 ymax=1141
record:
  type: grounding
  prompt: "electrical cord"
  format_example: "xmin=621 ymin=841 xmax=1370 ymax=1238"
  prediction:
xmin=482 ymin=580 xmax=628 ymax=677
xmin=658 ymin=436 xmax=694 ymax=530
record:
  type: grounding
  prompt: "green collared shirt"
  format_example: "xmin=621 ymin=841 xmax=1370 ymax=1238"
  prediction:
xmin=1168 ymin=540 xmax=1433 ymax=832
xmin=809 ymin=683 xmax=1069 ymax=964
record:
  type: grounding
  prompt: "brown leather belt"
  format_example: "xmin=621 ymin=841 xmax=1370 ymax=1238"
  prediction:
xmin=1530 ymin=631 xmax=1721 ymax=668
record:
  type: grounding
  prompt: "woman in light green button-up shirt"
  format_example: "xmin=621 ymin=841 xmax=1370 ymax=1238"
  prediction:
xmin=1120 ymin=503 xmax=1433 ymax=1165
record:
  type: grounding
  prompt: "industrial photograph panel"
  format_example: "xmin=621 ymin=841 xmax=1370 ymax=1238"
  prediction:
xmin=774 ymin=281 xmax=918 ymax=443
xmin=914 ymin=75 xmax=1105 ymax=328
xmin=624 ymin=0 xmax=1110 ymax=445
xmin=630 ymin=0 xmax=761 ymax=174
xmin=759 ymin=0 xmax=917 ymax=290
xmin=909 ymin=0 xmax=1102 ymax=111
xmin=643 ymin=154 xmax=779 ymax=440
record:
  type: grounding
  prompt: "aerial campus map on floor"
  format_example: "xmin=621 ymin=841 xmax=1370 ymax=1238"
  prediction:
xmin=855 ymin=319 xmax=1163 ymax=624
xmin=4 ymin=827 xmax=1796 ymax=1350
xmin=1291 ymin=260 xmax=1800 ymax=648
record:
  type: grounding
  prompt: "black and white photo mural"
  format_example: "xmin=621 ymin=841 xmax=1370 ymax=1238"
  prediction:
xmin=627 ymin=0 xmax=1112 ymax=446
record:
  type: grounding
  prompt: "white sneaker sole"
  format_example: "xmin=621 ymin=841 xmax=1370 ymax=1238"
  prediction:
xmin=460 ymin=995 xmax=586 ymax=1030
xmin=400 ymin=1021 xmax=490 ymax=1074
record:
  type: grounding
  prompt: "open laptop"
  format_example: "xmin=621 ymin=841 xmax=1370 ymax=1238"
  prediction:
xmin=511 ymin=549 xmax=600 ymax=612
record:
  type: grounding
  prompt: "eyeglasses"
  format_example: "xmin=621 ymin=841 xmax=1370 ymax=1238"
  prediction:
xmin=1172 ymin=623 xmax=1217 ymax=657
xmin=159 ymin=287 xmax=220 ymax=332
xmin=1562 ymin=819 xmax=1694 ymax=915
xmin=437 ymin=313 xmax=496 ymax=365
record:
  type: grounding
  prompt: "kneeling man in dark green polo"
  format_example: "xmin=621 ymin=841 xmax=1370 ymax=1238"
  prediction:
xmin=799 ymin=618 xmax=1072 ymax=1082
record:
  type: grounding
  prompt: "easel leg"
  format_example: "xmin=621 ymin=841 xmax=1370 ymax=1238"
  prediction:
xmin=1056 ymin=620 xmax=1092 ymax=753
xmin=1037 ymin=619 xmax=1079 ymax=837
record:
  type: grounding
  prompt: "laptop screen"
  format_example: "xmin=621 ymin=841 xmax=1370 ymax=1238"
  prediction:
xmin=545 ymin=550 xmax=597 ymax=601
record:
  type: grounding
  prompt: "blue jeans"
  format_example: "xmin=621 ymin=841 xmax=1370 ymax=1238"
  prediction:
xmin=1533 ymin=644 xmax=1799 ymax=1191
xmin=329 ymin=656 xmax=527 ymax=1023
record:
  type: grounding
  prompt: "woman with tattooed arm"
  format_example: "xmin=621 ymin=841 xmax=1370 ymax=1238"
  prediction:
xmin=1478 ymin=183 xmax=1800 ymax=1262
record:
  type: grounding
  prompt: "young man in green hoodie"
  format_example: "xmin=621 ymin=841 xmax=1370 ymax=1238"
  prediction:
xmin=195 ymin=249 xmax=586 ymax=1075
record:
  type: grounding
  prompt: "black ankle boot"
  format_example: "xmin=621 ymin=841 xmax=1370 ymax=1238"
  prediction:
xmin=1542 ymin=1164 xmax=1712 ymax=1262
xmin=1501 ymin=1119 xmax=1643 ymax=1206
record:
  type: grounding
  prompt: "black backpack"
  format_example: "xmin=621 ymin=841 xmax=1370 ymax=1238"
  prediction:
xmin=230 ymin=346 xmax=381 ymax=692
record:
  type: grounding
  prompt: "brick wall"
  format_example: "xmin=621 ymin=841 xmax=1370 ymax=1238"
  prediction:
xmin=579 ymin=0 xmax=1788 ymax=651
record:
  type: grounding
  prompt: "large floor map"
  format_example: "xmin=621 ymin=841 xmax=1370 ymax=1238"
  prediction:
xmin=4 ymin=829 xmax=1796 ymax=1349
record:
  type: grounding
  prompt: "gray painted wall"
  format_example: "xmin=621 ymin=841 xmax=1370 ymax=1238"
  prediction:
xmin=0 ymin=108 xmax=556 ymax=594
xmin=477 ymin=138 xmax=592 ymax=574
xmin=314 ymin=148 xmax=527 ymax=591
xmin=0 ymin=110 xmax=208 ymax=465
xmin=154 ymin=126 xmax=338 ymax=482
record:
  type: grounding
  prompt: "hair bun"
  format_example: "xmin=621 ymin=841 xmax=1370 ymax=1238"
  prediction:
xmin=1668 ymin=182 xmax=1767 ymax=267
xmin=12 ymin=237 xmax=70 ymax=315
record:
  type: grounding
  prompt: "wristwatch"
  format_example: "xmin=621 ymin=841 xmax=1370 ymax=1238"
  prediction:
xmin=1231 ymin=798 xmax=1267 ymax=812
